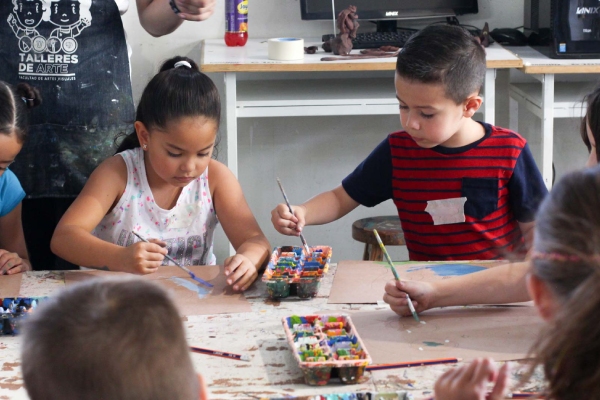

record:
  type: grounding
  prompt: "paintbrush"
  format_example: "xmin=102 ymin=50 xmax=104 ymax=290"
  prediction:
xmin=132 ymin=231 xmax=214 ymax=288
xmin=276 ymin=178 xmax=311 ymax=255
xmin=190 ymin=346 xmax=250 ymax=361
xmin=372 ymin=229 xmax=419 ymax=322
xmin=366 ymin=357 xmax=459 ymax=371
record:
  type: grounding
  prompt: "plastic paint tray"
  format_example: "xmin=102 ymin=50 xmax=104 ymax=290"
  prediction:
xmin=1 ymin=297 xmax=46 ymax=336
xmin=262 ymin=246 xmax=332 ymax=299
xmin=282 ymin=314 xmax=372 ymax=386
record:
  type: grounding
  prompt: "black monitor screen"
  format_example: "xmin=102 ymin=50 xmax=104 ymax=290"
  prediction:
xmin=300 ymin=0 xmax=478 ymax=21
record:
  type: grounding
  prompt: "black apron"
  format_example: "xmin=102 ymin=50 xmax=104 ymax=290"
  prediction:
xmin=0 ymin=0 xmax=134 ymax=198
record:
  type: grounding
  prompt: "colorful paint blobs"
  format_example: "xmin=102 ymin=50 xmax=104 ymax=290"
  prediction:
xmin=169 ymin=277 xmax=211 ymax=299
xmin=407 ymin=264 xmax=487 ymax=277
xmin=263 ymin=246 xmax=332 ymax=299
xmin=1 ymin=297 xmax=47 ymax=336
xmin=282 ymin=314 xmax=372 ymax=386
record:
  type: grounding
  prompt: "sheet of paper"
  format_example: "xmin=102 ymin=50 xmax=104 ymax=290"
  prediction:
xmin=350 ymin=306 xmax=543 ymax=363
xmin=328 ymin=260 xmax=510 ymax=304
xmin=64 ymin=265 xmax=252 ymax=316
xmin=0 ymin=273 xmax=22 ymax=297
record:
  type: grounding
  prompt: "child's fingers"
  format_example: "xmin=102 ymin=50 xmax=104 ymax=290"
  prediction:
xmin=488 ymin=363 xmax=510 ymax=400
xmin=0 ymin=252 xmax=21 ymax=275
xmin=148 ymin=238 xmax=167 ymax=248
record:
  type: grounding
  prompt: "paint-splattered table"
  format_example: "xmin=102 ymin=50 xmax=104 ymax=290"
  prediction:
xmin=0 ymin=265 xmax=544 ymax=400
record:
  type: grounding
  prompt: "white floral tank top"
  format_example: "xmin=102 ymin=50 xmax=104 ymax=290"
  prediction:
xmin=93 ymin=147 xmax=218 ymax=266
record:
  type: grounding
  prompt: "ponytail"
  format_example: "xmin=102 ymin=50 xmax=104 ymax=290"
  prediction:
xmin=115 ymin=56 xmax=220 ymax=154
xmin=0 ymin=81 xmax=42 ymax=143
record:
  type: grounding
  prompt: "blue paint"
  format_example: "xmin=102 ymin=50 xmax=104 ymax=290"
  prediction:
xmin=407 ymin=264 xmax=486 ymax=277
xmin=170 ymin=277 xmax=211 ymax=298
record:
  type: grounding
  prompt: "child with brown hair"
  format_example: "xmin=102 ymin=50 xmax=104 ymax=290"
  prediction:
xmin=21 ymin=278 xmax=208 ymax=400
xmin=434 ymin=164 xmax=600 ymax=399
xmin=384 ymin=84 xmax=600 ymax=316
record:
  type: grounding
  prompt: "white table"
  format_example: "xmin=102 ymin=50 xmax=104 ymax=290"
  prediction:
xmin=200 ymin=39 xmax=523 ymax=179
xmin=0 ymin=266 xmax=543 ymax=399
xmin=507 ymin=46 xmax=600 ymax=188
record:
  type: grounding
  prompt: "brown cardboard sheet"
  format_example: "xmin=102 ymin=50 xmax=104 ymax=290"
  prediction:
xmin=328 ymin=260 xmax=510 ymax=304
xmin=0 ymin=273 xmax=22 ymax=297
xmin=350 ymin=306 xmax=543 ymax=363
xmin=65 ymin=265 xmax=252 ymax=316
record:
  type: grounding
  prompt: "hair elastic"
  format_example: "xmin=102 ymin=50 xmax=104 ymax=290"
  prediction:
xmin=174 ymin=60 xmax=191 ymax=69
xmin=169 ymin=0 xmax=181 ymax=14
xmin=531 ymin=250 xmax=600 ymax=263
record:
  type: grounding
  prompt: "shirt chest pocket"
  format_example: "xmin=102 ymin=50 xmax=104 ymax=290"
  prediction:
xmin=461 ymin=177 xmax=499 ymax=220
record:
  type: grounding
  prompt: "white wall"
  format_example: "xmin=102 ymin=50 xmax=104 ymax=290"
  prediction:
xmin=121 ymin=0 xmax=590 ymax=264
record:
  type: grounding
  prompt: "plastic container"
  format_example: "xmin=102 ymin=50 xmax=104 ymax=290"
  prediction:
xmin=1 ymin=297 xmax=46 ymax=336
xmin=262 ymin=246 xmax=332 ymax=299
xmin=224 ymin=0 xmax=248 ymax=47
xmin=282 ymin=314 xmax=372 ymax=385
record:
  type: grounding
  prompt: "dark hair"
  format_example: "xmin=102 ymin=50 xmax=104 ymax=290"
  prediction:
xmin=0 ymin=81 xmax=42 ymax=143
xmin=525 ymin=165 xmax=600 ymax=399
xmin=395 ymin=24 xmax=486 ymax=104
xmin=581 ymin=85 xmax=600 ymax=163
xmin=116 ymin=56 xmax=221 ymax=154
xmin=21 ymin=278 xmax=199 ymax=400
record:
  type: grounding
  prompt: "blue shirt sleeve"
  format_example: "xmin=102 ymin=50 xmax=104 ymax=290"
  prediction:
xmin=0 ymin=169 xmax=26 ymax=217
xmin=342 ymin=136 xmax=393 ymax=207
xmin=507 ymin=144 xmax=548 ymax=222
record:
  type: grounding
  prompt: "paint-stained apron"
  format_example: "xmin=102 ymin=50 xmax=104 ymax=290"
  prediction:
xmin=0 ymin=0 xmax=134 ymax=197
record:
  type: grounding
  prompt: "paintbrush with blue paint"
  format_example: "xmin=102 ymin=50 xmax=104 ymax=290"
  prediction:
xmin=132 ymin=231 xmax=214 ymax=288
xmin=372 ymin=229 xmax=420 ymax=322
xmin=276 ymin=178 xmax=311 ymax=255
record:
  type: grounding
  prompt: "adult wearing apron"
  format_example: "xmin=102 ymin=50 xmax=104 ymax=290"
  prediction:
xmin=0 ymin=0 xmax=215 ymax=270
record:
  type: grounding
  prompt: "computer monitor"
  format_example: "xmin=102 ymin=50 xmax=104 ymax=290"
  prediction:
xmin=300 ymin=0 xmax=478 ymax=31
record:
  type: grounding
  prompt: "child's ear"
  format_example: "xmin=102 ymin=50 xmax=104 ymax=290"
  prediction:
xmin=134 ymin=121 xmax=150 ymax=148
xmin=526 ymin=273 xmax=557 ymax=321
xmin=463 ymin=95 xmax=483 ymax=118
xmin=197 ymin=373 xmax=208 ymax=400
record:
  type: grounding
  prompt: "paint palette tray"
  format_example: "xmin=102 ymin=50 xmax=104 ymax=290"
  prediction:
xmin=282 ymin=314 xmax=372 ymax=386
xmin=1 ymin=297 xmax=46 ymax=336
xmin=262 ymin=246 xmax=332 ymax=299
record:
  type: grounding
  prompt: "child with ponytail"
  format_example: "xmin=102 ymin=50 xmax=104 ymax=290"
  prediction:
xmin=434 ymin=164 xmax=600 ymax=399
xmin=0 ymin=81 xmax=40 ymax=274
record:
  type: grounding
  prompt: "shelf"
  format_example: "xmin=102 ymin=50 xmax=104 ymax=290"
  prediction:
xmin=236 ymin=78 xmax=399 ymax=118
xmin=509 ymin=82 xmax=589 ymax=119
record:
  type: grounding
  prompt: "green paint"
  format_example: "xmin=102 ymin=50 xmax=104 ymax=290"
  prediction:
xmin=423 ymin=341 xmax=444 ymax=347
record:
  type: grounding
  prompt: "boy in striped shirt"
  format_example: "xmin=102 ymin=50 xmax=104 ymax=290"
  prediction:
xmin=271 ymin=24 xmax=547 ymax=261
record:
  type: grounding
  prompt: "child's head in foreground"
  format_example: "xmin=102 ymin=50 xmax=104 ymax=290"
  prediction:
xmin=528 ymin=165 xmax=600 ymax=399
xmin=394 ymin=24 xmax=486 ymax=148
xmin=21 ymin=278 xmax=207 ymax=400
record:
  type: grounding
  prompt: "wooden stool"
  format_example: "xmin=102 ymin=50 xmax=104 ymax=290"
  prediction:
xmin=352 ymin=216 xmax=405 ymax=261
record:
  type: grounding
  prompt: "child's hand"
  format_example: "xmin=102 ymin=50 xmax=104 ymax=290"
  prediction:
xmin=271 ymin=203 xmax=306 ymax=236
xmin=383 ymin=279 xmax=436 ymax=316
xmin=0 ymin=250 xmax=31 ymax=275
xmin=434 ymin=358 xmax=510 ymax=400
xmin=223 ymin=254 xmax=258 ymax=291
xmin=118 ymin=239 xmax=168 ymax=274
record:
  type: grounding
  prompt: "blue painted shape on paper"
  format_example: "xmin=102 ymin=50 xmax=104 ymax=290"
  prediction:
xmin=170 ymin=277 xmax=211 ymax=298
xmin=407 ymin=264 xmax=487 ymax=277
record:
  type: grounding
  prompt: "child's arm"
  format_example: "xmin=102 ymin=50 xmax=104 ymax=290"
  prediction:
xmin=518 ymin=221 xmax=535 ymax=251
xmin=434 ymin=358 xmax=509 ymax=400
xmin=383 ymin=261 xmax=531 ymax=316
xmin=0 ymin=203 xmax=31 ymax=274
xmin=51 ymin=157 xmax=167 ymax=273
xmin=271 ymin=185 xmax=360 ymax=236
xmin=209 ymin=161 xmax=271 ymax=292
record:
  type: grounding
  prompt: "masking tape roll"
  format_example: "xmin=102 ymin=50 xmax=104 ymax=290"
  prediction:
xmin=268 ymin=38 xmax=305 ymax=61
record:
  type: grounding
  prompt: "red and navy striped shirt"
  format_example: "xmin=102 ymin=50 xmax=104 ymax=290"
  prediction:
xmin=342 ymin=123 xmax=547 ymax=261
